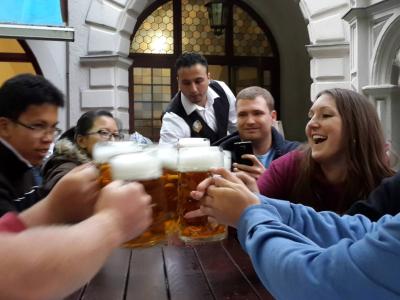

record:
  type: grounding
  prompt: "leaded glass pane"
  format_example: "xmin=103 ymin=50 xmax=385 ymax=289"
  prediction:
xmin=130 ymin=1 xmax=173 ymax=54
xmin=133 ymin=68 xmax=171 ymax=141
xmin=209 ymin=65 xmax=229 ymax=83
xmin=234 ymin=66 xmax=258 ymax=94
xmin=182 ymin=0 xmax=225 ymax=55
xmin=233 ymin=6 xmax=272 ymax=57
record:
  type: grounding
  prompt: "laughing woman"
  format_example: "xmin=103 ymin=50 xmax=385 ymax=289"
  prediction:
xmin=256 ymin=88 xmax=394 ymax=213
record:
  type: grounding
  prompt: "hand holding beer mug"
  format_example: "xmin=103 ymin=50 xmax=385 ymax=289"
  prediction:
xmin=109 ymin=150 xmax=167 ymax=248
xmin=177 ymin=146 xmax=227 ymax=243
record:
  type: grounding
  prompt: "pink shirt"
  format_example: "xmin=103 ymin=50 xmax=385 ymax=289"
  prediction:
xmin=257 ymin=150 xmax=301 ymax=200
xmin=257 ymin=150 xmax=347 ymax=213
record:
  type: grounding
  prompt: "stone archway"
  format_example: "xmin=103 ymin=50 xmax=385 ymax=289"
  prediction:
xmin=371 ymin=11 xmax=400 ymax=85
xmin=366 ymin=11 xmax=400 ymax=169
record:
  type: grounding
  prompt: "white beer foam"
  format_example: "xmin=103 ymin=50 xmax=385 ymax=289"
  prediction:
xmin=178 ymin=146 xmax=223 ymax=172
xmin=93 ymin=141 xmax=142 ymax=163
xmin=110 ymin=152 xmax=162 ymax=180
xmin=178 ymin=138 xmax=210 ymax=148
xmin=157 ymin=146 xmax=178 ymax=171
xmin=223 ymin=150 xmax=232 ymax=170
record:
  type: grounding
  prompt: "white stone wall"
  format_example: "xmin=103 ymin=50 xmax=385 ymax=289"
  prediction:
xmin=26 ymin=40 xmax=67 ymax=129
xmin=300 ymin=0 xmax=352 ymax=100
xmin=68 ymin=0 xmax=150 ymax=132
xmin=344 ymin=0 xmax=400 ymax=168
xmin=244 ymin=0 xmax=311 ymax=140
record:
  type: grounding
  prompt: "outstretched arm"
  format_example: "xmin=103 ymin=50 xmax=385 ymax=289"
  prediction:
xmin=0 ymin=180 xmax=152 ymax=300
xmin=238 ymin=204 xmax=400 ymax=299
xmin=257 ymin=196 xmax=382 ymax=247
xmin=189 ymin=167 xmax=380 ymax=246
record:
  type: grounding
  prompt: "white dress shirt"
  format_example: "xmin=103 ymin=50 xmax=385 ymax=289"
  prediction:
xmin=159 ymin=80 xmax=237 ymax=144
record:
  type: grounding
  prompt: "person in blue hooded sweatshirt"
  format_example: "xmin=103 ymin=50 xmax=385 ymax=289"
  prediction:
xmin=186 ymin=168 xmax=400 ymax=300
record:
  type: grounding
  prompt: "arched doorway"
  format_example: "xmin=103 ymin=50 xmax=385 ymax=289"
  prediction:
xmin=129 ymin=0 xmax=280 ymax=141
xmin=0 ymin=39 xmax=41 ymax=85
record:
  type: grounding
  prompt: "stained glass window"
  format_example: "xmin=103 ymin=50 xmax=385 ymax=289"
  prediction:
xmin=133 ymin=67 xmax=171 ymax=140
xmin=129 ymin=0 xmax=278 ymax=141
xmin=131 ymin=2 xmax=174 ymax=54
xmin=233 ymin=6 xmax=272 ymax=57
xmin=182 ymin=0 xmax=225 ymax=55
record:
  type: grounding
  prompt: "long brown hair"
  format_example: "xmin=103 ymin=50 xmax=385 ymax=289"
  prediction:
xmin=293 ymin=88 xmax=394 ymax=211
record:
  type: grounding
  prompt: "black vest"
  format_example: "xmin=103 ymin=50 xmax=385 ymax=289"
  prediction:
xmin=165 ymin=81 xmax=230 ymax=144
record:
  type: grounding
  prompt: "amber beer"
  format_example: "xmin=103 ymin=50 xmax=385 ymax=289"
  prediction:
xmin=93 ymin=142 xmax=142 ymax=187
xmin=177 ymin=146 xmax=227 ymax=243
xmin=157 ymin=145 xmax=179 ymax=233
xmin=109 ymin=151 xmax=167 ymax=248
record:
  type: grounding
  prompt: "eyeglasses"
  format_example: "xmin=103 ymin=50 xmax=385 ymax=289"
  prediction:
xmin=12 ymin=119 xmax=62 ymax=139
xmin=86 ymin=129 xmax=124 ymax=141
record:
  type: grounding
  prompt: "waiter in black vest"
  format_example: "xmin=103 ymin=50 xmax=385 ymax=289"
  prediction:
xmin=160 ymin=52 xmax=237 ymax=144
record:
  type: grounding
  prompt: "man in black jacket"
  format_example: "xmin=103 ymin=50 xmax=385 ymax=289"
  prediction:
xmin=0 ymin=74 xmax=64 ymax=216
xmin=214 ymin=86 xmax=299 ymax=179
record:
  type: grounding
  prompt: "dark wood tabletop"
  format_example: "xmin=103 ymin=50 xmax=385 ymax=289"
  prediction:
xmin=65 ymin=236 xmax=275 ymax=300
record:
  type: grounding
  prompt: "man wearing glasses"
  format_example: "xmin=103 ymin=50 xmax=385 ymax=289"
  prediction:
xmin=0 ymin=73 xmax=64 ymax=216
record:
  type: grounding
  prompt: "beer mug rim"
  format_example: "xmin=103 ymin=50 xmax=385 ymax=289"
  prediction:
xmin=110 ymin=152 xmax=162 ymax=181
xmin=178 ymin=146 xmax=223 ymax=172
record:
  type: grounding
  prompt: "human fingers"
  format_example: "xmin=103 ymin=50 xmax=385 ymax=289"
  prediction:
xmin=199 ymin=205 xmax=216 ymax=219
xmin=190 ymin=190 xmax=204 ymax=200
xmin=209 ymin=167 xmax=242 ymax=184
xmin=211 ymin=176 xmax=239 ymax=189
xmin=241 ymin=154 xmax=259 ymax=165
xmin=232 ymin=162 xmax=255 ymax=173
xmin=194 ymin=176 xmax=214 ymax=198
xmin=184 ymin=209 xmax=206 ymax=218
xmin=235 ymin=171 xmax=260 ymax=193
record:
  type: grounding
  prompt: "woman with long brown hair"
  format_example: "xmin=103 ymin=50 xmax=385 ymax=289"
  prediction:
xmin=257 ymin=88 xmax=394 ymax=213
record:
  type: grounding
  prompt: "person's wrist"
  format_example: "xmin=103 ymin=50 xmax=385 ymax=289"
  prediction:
xmin=92 ymin=210 xmax=125 ymax=247
xmin=247 ymin=193 xmax=261 ymax=207
xmin=20 ymin=196 xmax=61 ymax=227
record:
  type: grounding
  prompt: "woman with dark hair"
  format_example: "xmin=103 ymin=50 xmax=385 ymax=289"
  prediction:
xmin=256 ymin=88 xmax=394 ymax=213
xmin=41 ymin=110 xmax=123 ymax=196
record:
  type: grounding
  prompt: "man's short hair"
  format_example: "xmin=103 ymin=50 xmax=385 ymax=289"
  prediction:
xmin=236 ymin=86 xmax=275 ymax=111
xmin=0 ymin=74 xmax=64 ymax=120
xmin=175 ymin=52 xmax=208 ymax=72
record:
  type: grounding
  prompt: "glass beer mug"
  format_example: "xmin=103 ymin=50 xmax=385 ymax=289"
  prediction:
xmin=109 ymin=150 xmax=167 ymax=248
xmin=177 ymin=146 xmax=227 ymax=243
xmin=93 ymin=141 xmax=142 ymax=187
xmin=157 ymin=144 xmax=179 ymax=234
xmin=177 ymin=137 xmax=210 ymax=148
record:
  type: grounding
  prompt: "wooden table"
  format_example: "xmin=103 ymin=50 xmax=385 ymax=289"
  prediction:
xmin=65 ymin=236 xmax=275 ymax=300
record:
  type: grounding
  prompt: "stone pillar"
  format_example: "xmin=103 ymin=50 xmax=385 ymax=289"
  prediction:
xmin=299 ymin=0 xmax=351 ymax=99
xmin=80 ymin=55 xmax=132 ymax=132
xmin=68 ymin=0 xmax=147 ymax=130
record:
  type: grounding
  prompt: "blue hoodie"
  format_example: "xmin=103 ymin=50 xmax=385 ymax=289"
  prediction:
xmin=237 ymin=196 xmax=400 ymax=299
